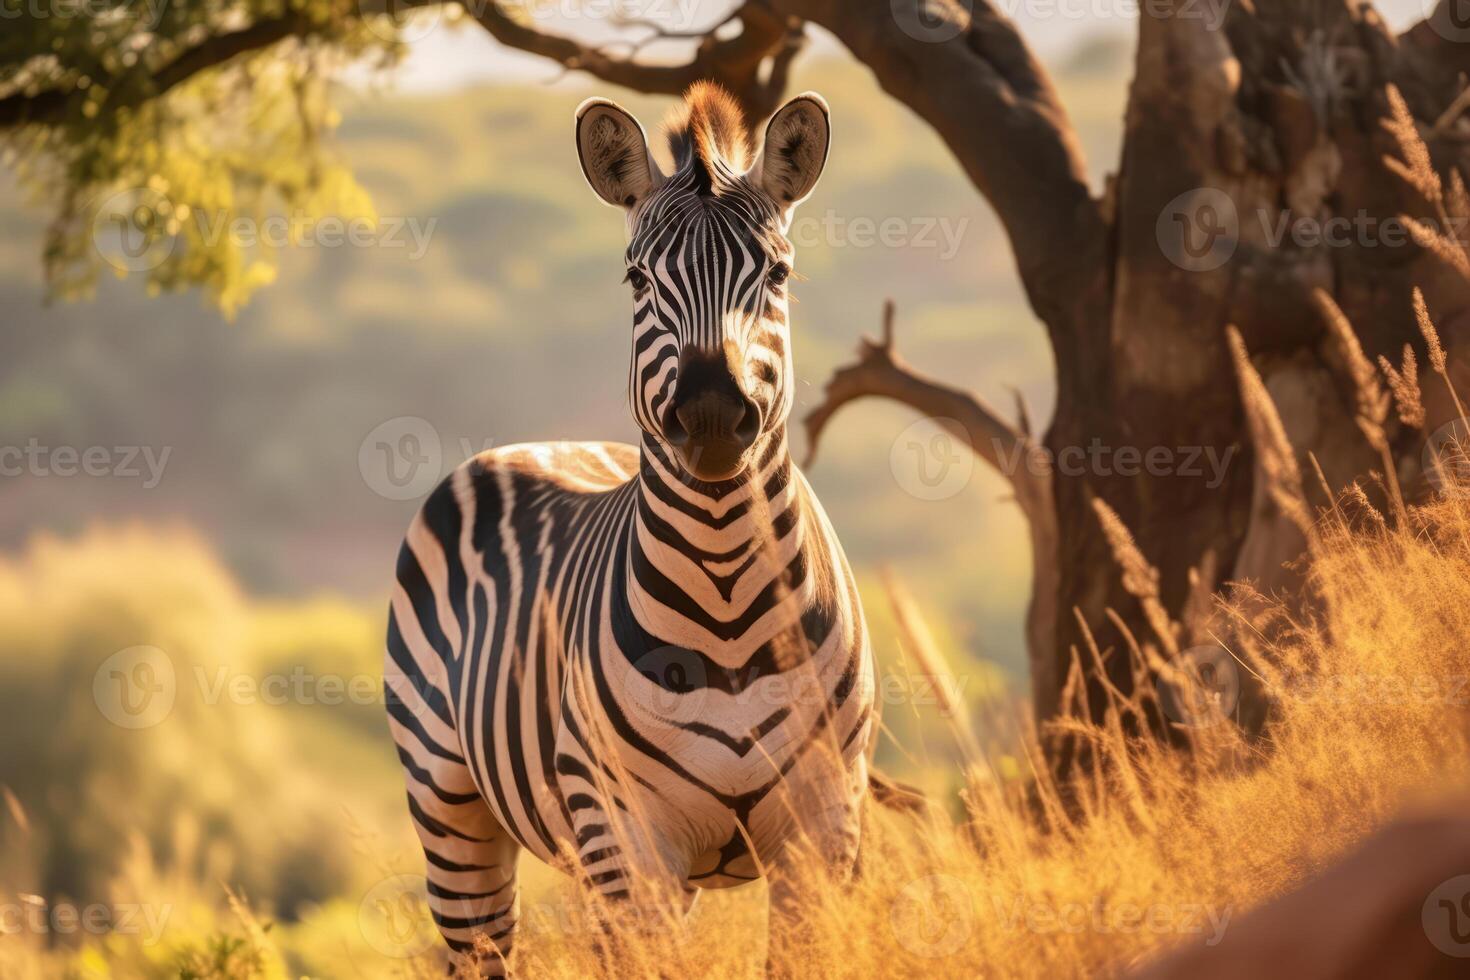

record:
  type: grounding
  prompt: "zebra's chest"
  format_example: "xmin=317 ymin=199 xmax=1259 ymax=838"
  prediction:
xmin=462 ymin=456 xmax=873 ymax=872
xmin=567 ymin=557 xmax=870 ymax=790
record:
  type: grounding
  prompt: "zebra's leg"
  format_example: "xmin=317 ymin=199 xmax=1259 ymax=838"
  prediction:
xmin=388 ymin=702 xmax=522 ymax=976
xmin=410 ymin=791 xmax=521 ymax=979
xmin=759 ymin=760 xmax=867 ymax=978
xmin=554 ymin=746 xmax=693 ymax=957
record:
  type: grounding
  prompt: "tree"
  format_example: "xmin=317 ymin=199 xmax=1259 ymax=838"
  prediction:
xmin=5 ymin=0 xmax=1469 ymax=769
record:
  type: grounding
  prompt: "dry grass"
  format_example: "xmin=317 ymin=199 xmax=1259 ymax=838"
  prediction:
xmin=7 ymin=356 xmax=1470 ymax=980
xmin=438 ymin=470 xmax=1470 ymax=980
xmin=9 ymin=462 xmax=1469 ymax=980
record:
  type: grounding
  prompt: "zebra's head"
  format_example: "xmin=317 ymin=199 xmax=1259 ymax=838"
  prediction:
xmin=575 ymin=83 xmax=830 ymax=483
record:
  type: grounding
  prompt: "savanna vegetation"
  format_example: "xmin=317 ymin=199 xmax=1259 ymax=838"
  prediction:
xmin=3 ymin=311 xmax=1469 ymax=978
xmin=6 ymin=1 xmax=1470 ymax=977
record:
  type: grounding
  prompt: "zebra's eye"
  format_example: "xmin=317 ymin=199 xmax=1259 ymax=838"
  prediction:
xmin=625 ymin=268 xmax=648 ymax=291
xmin=767 ymin=262 xmax=790 ymax=286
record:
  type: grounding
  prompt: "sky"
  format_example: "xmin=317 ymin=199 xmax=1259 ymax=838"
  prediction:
xmin=361 ymin=0 xmax=1437 ymax=94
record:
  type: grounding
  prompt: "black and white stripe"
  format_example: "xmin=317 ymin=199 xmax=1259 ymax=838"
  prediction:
xmin=385 ymin=84 xmax=872 ymax=976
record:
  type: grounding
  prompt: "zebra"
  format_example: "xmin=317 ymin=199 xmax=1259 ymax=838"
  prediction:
xmin=384 ymin=82 xmax=876 ymax=976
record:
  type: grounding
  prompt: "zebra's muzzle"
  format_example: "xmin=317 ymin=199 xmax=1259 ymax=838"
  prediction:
xmin=664 ymin=360 xmax=760 ymax=481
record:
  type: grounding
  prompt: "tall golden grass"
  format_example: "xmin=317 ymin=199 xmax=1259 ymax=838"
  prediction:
xmin=489 ymin=395 xmax=1470 ymax=979
xmin=9 ymin=392 xmax=1467 ymax=979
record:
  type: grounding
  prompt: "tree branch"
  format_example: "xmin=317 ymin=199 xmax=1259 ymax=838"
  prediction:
xmin=804 ymin=298 xmax=1060 ymax=716
xmin=804 ymin=300 xmax=1051 ymax=509
xmin=472 ymin=0 xmax=1106 ymax=324
xmin=460 ymin=0 xmax=800 ymax=121
xmin=780 ymin=0 xmax=1106 ymax=331
xmin=0 ymin=15 xmax=311 ymax=130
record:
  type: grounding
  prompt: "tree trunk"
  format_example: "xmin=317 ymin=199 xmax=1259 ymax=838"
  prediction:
xmin=799 ymin=0 xmax=1470 ymax=769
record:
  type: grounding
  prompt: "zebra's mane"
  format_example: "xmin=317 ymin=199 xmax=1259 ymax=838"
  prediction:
xmin=663 ymin=82 xmax=752 ymax=195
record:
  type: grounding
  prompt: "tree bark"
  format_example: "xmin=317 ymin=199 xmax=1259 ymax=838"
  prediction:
xmin=796 ymin=0 xmax=1470 ymax=766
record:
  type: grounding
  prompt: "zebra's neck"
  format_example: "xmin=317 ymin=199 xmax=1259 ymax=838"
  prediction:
xmin=626 ymin=430 xmax=820 ymax=664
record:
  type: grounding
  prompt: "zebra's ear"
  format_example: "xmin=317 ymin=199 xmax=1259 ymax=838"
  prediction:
xmin=751 ymin=93 xmax=830 ymax=213
xmin=575 ymin=98 xmax=663 ymax=210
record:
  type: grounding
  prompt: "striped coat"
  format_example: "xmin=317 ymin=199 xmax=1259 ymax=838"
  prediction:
xmin=386 ymin=83 xmax=875 ymax=975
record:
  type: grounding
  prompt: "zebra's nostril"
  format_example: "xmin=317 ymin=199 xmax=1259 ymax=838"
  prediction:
xmin=663 ymin=404 xmax=691 ymax=447
xmin=734 ymin=398 xmax=760 ymax=448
